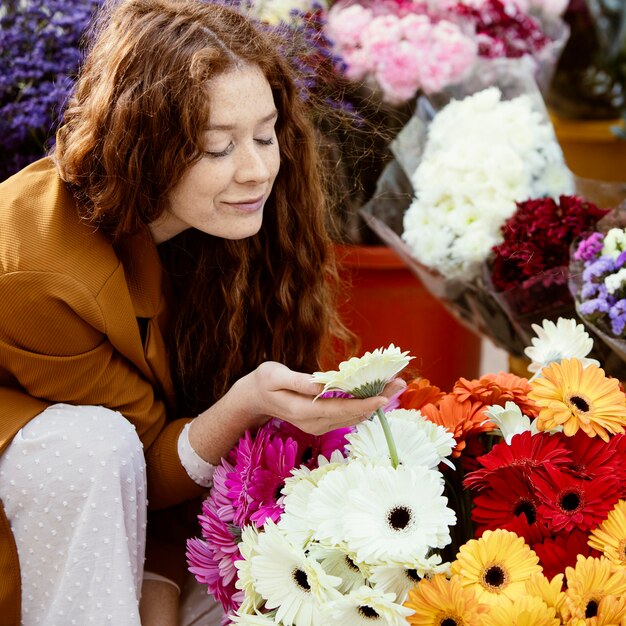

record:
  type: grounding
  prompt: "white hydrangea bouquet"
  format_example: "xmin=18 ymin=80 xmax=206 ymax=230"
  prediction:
xmin=187 ymin=345 xmax=458 ymax=625
xmin=360 ymin=59 xmax=586 ymax=358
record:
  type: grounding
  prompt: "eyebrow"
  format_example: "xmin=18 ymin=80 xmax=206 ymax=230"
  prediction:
xmin=207 ymin=109 xmax=278 ymax=131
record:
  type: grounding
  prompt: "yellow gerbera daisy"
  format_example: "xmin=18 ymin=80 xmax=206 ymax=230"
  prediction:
xmin=450 ymin=529 xmax=542 ymax=607
xmin=528 ymin=358 xmax=626 ymax=442
xmin=588 ymin=500 xmax=626 ymax=567
xmin=404 ymin=574 xmax=488 ymax=626
xmin=525 ymin=572 xmax=565 ymax=614
xmin=480 ymin=595 xmax=561 ymax=626
xmin=560 ymin=555 xmax=626 ymax=623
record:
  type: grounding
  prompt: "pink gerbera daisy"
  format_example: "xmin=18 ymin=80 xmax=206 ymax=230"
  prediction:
xmin=247 ymin=434 xmax=299 ymax=525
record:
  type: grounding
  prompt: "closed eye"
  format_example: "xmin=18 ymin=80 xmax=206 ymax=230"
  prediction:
xmin=255 ymin=137 xmax=275 ymax=146
xmin=205 ymin=142 xmax=234 ymax=158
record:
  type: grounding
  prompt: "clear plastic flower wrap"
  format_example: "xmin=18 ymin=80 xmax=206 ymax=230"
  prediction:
xmin=570 ymin=206 xmax=626 ymax=378
xmin=361 ymin=58 xmax=577 ymax=357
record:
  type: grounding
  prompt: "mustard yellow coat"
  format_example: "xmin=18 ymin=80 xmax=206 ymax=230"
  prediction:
xmin=0 ymin=158 xmax=206 ymax=624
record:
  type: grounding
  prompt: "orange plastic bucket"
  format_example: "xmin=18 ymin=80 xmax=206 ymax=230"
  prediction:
xmin=334 ymin=244 xmax=481 ymax=391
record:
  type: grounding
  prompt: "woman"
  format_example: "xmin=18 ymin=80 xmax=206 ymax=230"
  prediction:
xmin=0 ymin=0 xmax=403 ymax=624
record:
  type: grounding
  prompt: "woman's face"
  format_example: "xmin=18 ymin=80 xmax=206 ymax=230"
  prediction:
xmin=150 ymin=64 xmax=280 ymax=244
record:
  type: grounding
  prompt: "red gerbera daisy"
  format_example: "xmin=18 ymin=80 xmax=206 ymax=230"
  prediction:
xmin=563 ymin=430 xmax=623 ymax=481
xmin=535 ymin=465 xmax=621 ymax=533
xmin=464 ymin=430 xmax=571 ymax=492
xmin=532 ymin=527 xmax=600 ymax=581
xmin=470 ymin=466 xmax=542 ymax=534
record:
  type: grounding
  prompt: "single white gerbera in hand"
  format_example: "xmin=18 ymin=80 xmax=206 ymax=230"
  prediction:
xmin=483 ymin=402 xmax=539 ymax=444
xmin=324 ymin=584 xmax=414 ymax=626
xmin=524 ymin=318 xmax=599 ymax=373
xmin=250 ymin=520 xmax=341 ymax=626
xmin=310 ymin=344 xmax=412 ymax=398
xmin=346 ymin=409 xmax=455 ymax=470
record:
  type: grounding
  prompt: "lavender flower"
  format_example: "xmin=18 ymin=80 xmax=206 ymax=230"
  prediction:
xmin=574 ymin=232 xmax=604 ymax=261
xmin=0 ymin=1 xmax=102 ymax=181
xmin=582 ymin=257 xmax=618 ymax=282
xmin=579 ymin=297 xmax=611 ymax=317
xmin=610 ymin=300 xmax=626 ymax=336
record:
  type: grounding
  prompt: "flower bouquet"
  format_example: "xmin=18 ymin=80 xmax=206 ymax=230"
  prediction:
xmin=187 ymin=345 xmax=459 ymax=624
xmin=360 ymin=58 xmax=602 ymax=360
xmin=570 ymin=207 xmax=626 ymax=372
xmin=402 ymin=318 xmax=626 ymax=624
xmin=188 ymin=320 xmax=626 ymax=624
xmin=324 ymin=0 xmax=569 ymax=105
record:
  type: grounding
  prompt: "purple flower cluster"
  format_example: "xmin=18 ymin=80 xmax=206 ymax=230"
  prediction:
xmin=576 ymin=231 xmax=626 ymax=336
xmin=0 ymin=1 xmax=101 ymax=181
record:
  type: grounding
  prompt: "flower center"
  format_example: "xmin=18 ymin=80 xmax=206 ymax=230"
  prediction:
xmin=274 ymin=481 xmax=285 ymax=501
xmin=358 ymin=605 xmax=380 ymax=619
xmin=440 ymin=618 xmax=461 ymax=626
xmin=387 ymin=505 xmax=414 ymax=531
xmin=585 ymin=599 xmax=599 ymax=618
xmin=482 ymin=563 xmax=508 ymax=592
xmin=567 ymin=394 xmax=591 ymax=414
xmin=292 ymin=568 xmax=311 ymax=592
xmin=559 ymin=489 xmax=582 ymax=513
xmin=405 ymin=568 xmax=420 ymax=583
xmin=301 ymin=446 xmax=314 ymax=464
xmin=513 ymin=499 xmax=536 ymax=524
xmin=620 ymin=539 xmax=626 ymax=563
xmin=344 ymin=555 xmax=360 ymax=572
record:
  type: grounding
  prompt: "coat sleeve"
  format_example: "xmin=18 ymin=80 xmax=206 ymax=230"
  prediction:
xmin=0 ymin=271 xmax=207 ymax=509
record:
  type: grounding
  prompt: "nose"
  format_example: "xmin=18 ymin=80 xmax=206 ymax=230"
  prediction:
xmin=234 ymin=141 xmax=271 ymax=184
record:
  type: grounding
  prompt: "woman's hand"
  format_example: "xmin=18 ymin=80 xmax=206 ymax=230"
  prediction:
xmin=188 ymin=361 xmax=406 ymax=465
xmin=242 ymin=361 xmax=406 ymax=435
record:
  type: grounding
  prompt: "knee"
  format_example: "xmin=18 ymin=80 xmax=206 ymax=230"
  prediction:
xmin=18 ymin=403 xmax=146 ymax=479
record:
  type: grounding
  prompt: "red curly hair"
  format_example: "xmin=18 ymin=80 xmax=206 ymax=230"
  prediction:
xmin=55 ymin=0 xmax=351 ymax=415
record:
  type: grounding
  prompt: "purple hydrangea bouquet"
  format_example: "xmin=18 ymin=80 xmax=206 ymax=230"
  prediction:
xmin=186 ymin=345 xmax=459 ymax=625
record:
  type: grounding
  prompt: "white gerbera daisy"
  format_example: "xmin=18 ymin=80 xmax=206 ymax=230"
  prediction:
xmin=310 ymin=344 xmax=413 ymax=398
xmin=346 ymin=409 xmax=454 ymax=469
xmin=524 ymin=317 xmax=599 ymax=373
xmin=369 ymin=556 xmax=448 ymax=603
xmin=310 ymin=462 xmax=455 ymax=564
xmin=234 ymin=525 xmax=263 ymax=613
xmin=250 ymin=520 xmax=341 ymax=626
xmin=482 ymin=401 xmax=539 ymax=444
xmin=307 ymin=543 xmax=370 ymax=594
xmin=230 ymin=610 xmax=280 ymax=625
xmin=324 ymin=585 xmax=414 ymax=626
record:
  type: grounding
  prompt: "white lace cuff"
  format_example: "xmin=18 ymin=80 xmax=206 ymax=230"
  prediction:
xmin=177 ymin=423 xmax=215 ymax=488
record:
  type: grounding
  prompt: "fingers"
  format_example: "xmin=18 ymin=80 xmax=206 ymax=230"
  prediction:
xmin=381 ymin=377 xmax=407 ymax=398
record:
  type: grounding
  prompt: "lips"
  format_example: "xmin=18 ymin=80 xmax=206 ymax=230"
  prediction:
xmin=224 ymin=195 xmax=265 ymax=213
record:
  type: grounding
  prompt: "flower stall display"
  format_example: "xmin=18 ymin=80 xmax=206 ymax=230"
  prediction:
xmin=188 ymin=321 xmax=626 ymax=624
xmin=324 ymin=0 xmax=569 ymax=105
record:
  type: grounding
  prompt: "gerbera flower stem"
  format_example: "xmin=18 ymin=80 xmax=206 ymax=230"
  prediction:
xmin=375 ymin=408 xmax=399 ymax=468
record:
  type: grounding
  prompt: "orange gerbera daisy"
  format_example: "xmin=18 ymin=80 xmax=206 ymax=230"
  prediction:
xmin=420 ymin=395 xmax=486 ymax=457
xmin=404 ymin=574 xmax=488 ymax=626
xmin=528 ymin=359 xmax=626 ymax=442
xmin=400 ymin=378 xmax=445 ymax=411
xmin=453 ymin=372 xmax=538 ymax=417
